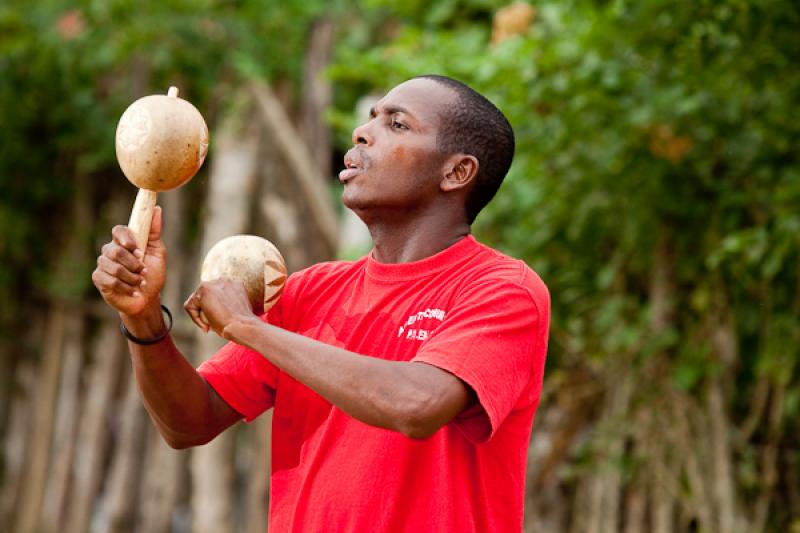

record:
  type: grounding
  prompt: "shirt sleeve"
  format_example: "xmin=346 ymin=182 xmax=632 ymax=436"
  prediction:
xmin=197 ymin=288 xmax=288 ymax=423
xmin=411 ymin=276 xmax=547 ymax=443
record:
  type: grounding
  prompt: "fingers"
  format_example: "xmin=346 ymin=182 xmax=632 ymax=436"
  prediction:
xmin=96 ymin=254 xmax=143 ymax=287
xmin=94 ymin=226 xmax=147 ymax=300
xmin=108 ymin=226 xmax=145 ymax=273
xmin=184 ymin=290 xmax=210 ymax=333
xmin=111 ymin=224 xmax=140 ymax=254
xmin=92 ymin=268 xmax=137 ymax=297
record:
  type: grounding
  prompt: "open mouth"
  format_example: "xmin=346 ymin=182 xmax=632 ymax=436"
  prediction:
xmin=340 ymin=151 xmax=364 ymax=182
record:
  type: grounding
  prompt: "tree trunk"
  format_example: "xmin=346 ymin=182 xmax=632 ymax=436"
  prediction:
xmin=250 ymin=81 xmax=339 ymax=255
xmin=301 ymin=17 xmax=335 ymax=179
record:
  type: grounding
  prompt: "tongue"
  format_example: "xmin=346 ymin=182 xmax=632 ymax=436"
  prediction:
xmin=339 ymin=168 xmax=361 ymax=181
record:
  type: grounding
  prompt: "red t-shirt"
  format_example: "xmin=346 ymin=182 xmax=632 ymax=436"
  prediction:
xmin=198 ymin=235 xmax=550 ymax=532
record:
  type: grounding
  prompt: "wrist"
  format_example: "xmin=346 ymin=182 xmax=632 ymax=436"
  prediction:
xmin=221 ymin=314 xmax=264 ymax=343
xmin=121 ymin=305 xmax=173 ymax=345
xmin=120 ymin=301 xmax=167 ymax=340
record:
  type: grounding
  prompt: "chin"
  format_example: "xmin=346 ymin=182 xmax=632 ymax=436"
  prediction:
xmin=342 ymin=191 xmax=382 ymax=221
xmin=341 ymin=189 xmax=366 ymax=213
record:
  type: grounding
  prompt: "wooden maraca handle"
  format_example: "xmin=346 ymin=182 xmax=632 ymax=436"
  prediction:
xmin=128 ymin=189 xmax=157 ymax=253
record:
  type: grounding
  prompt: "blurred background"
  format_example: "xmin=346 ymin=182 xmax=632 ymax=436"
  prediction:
xmin=1 ymin=1 xmax=798 ymax=532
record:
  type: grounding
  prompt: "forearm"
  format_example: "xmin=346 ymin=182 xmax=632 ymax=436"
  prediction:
xmin=223 ymin=317 xmax=468 ymax=439
xmin=122 ymin=305 xmax=239 ymax=447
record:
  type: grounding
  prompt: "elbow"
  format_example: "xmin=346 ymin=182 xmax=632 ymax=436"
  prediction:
xmin=164 ymin=437 xmax=196 ymax=450
xmin=160 ymin=428 xmax=214 ymax=450
xmin=400 ymin=422 xmax=441 ymax=441
xmin=166 ymin=439 xmax=191 ymax=450
xmin=394 ymin=395 xmax=447 ymax=440
xmin=162 ymin=433 xmax=195 ymax=450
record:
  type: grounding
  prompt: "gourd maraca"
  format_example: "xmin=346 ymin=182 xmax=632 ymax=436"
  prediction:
xmin=201 ymin=235 xmax=288 ymax=315
xmin=116 ymin=86 xmax=209 ymax=253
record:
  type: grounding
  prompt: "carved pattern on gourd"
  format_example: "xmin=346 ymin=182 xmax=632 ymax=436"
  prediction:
xmin=117 ymin=105 xmax=152 ymax=151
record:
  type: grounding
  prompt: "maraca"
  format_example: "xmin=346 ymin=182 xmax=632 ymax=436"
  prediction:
xmin=116 ymin=86 xmax=209 ymax=253
xmin=201 ymin=235 xmax=288 ymax=315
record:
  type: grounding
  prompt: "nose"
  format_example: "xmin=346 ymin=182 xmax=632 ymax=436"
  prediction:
xmin=351 ymin=120 xmax=372 ymax=146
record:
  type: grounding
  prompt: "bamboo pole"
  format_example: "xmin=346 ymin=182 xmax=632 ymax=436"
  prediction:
xmin=91 ymin=367 xmax=150 ymax=533
xmin=752 ymin=383 xmax=784 ymax=533
xmin=63 ymin=316 xmax=124 ymax=533
xmin=14 ymin=304 xmax=66 ymax=533
xmin=670 ymin=392 xmax=714 ymax=531
xmin=0 ymin=358 xmax=36 ymax=525
xmin=40 ymin=312 xmax=83 ymax=532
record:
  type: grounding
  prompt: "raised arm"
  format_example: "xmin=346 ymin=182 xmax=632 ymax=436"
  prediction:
xmin=92 ymin=207 xmax=241 ymax=448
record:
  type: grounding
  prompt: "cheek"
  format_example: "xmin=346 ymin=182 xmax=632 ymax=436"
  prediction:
xmin=391 ymin=145 xmax=406 ymax=161
xmin=389 ymin=144 xmax=441 ymax=176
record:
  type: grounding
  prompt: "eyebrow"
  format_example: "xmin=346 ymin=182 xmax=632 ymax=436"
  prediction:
xmin=369 ymin=104 xmax=413 ymax=118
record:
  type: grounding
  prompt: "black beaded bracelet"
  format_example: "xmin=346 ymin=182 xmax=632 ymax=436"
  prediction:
xmin=120 ymin=305 xmax=173 ymax=345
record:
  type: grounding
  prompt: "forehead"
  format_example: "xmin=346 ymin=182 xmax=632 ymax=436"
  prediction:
xmin=375 ymin=78 xmax=456 ymax=125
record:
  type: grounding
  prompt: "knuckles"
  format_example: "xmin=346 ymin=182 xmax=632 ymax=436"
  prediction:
xmin=112 ymin=263 xmax=126 ymax=278
xmin=112 ymin=277 xmax=136 ymax=296
xmin=109 ymin=245 xmax=127 ymax=262
xmin=111 ymin=225 xmax=131 ymax=244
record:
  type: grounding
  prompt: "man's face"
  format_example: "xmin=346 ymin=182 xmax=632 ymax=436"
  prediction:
xmin=340 ymin=78 xmax=454 ymax=217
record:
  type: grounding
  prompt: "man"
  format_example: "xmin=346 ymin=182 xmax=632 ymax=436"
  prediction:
xmin=93 ymin=75 xmax=550 ymax=532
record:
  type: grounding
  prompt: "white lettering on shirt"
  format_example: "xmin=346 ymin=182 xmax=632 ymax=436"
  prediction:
xmin=398 ymin=308 xmax=447 ymax=340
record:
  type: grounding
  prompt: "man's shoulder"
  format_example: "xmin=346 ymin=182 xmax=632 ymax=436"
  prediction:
xmin=469 ymin=239 xmax=548 ymax=300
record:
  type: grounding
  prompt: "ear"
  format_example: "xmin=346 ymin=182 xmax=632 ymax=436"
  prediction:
xmin=440 ymin=154 xmax=479 ymax=193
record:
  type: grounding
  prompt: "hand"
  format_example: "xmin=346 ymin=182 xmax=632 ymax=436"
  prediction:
xmin=184 ymin=278 xmax=257 ymax=338
xmin=92 ymin=207 xmax=167 ymax=316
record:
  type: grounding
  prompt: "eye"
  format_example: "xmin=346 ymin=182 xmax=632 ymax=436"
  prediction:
xmin=390 ymin=118 xmax=408 ymax=130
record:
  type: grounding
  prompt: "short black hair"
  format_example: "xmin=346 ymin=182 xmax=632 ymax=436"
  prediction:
xmin=414 ymin=74 xmax=515 ymax=224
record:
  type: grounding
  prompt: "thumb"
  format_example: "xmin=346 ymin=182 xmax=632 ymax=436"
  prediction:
xmin=148 ymin=206 xmax=163 ymax=243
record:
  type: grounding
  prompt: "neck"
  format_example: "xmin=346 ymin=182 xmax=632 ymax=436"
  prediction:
xmin=365 ymin=210 xmax=471 ymax=264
